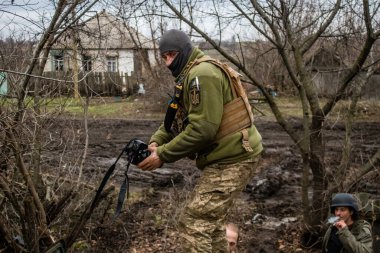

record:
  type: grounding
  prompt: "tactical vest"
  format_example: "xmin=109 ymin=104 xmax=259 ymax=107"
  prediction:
xmin=194 ymin=56 xmax=254 ymax=140
xmin=165 ymin=56 xmax=254 ymax=151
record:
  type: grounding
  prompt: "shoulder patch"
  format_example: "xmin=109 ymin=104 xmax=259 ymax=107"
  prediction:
xmin=189 ymin=76 xmax=201 ymax=106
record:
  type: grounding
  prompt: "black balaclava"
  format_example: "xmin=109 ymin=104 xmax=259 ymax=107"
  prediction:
xmin=159 ymin=29 xmax=193 ymax=77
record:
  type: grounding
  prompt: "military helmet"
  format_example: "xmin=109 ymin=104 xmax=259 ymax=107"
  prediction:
xmin=330 ymin=193 xmax=359 ymax=213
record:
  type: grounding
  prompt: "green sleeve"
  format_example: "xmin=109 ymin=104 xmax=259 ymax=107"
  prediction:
xmin=337 ymin=221 xmax=373 ymax=253
xmin=149 ymin=124 xmax=173 ymax=146
xmin=156 ymin=63 xmax=229 ymax=162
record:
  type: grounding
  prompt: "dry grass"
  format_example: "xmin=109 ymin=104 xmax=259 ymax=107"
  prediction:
xmin=252 ymin=96 xmax=380 ymax=122
xmin=45 ymin=96 xmax=166 ymax=120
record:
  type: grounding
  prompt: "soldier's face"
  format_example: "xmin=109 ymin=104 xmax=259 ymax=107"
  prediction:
xmin=162 ymin=51 xmax=179 ymax=66
xmin=334 ymin=206 xmax=353 ymax=224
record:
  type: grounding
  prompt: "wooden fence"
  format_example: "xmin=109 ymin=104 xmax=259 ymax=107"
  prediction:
xmin=4 ymin=70 xmax=378 ymax=99
xmin=28 ymin=71 xmax=138 ymax=97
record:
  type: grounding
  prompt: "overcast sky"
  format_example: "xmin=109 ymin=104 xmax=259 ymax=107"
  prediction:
xmin=0 ymin=0 xmax=258 ymax=42
xmin=0 ymin=0 xmax=102 ymax=39
xmin=0 ymin=0 xmax=52 ymax=39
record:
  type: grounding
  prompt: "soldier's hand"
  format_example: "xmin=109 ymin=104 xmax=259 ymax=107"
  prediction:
xmin=334 ymin=219 xmax=347 ymax=230
xmin=137 ymin=145 xmax=163 ymax=171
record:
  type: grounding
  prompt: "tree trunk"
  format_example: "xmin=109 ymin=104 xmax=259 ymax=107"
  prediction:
xmin=309 ymin=115 xmax=328 ymax=228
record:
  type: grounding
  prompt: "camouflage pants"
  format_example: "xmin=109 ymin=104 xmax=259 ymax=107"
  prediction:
xmin=178 ymin=156 xmax=261 ymax=253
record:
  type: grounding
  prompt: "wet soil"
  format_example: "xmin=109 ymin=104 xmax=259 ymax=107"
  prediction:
xmin=45 ymin=116 xmax=380 ymax=253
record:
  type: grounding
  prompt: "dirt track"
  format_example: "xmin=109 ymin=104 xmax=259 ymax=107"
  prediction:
xmin=45 ymin=117 xmax=380 ymax=252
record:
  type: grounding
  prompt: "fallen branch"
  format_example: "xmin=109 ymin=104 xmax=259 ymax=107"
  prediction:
xmin=24 ymin=197 xmax=39 ymax=253
xmin=65 ymin=185 xmax=115 ymax=248
xmin=46 ymin=190 xmax=76 ymax=225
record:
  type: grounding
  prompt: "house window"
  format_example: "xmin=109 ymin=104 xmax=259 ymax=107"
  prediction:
xmin=107 ymin=57 xmax=117 ymax=72
xmin=82 ymin=55 xmax=92 ymax=71
xmin=53 ymin=54 xmax=64 ymax=71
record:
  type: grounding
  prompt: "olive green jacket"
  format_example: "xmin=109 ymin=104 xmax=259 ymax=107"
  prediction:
xmin=150 ymin=47 xmax=263 ymax=169
xmin=322 ymin=220 xmax=373 ymax=253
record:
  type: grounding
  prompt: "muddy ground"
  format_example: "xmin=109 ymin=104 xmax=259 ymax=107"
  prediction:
xmin=45 ymin=115 xmax=380 ymax=253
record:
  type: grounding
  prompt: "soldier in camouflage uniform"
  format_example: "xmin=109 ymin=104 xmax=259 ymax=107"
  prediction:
xmin=322 ymin=193 xmax=373 ymax=253
xmin=138 ymin=29 xmax=263 ymax=252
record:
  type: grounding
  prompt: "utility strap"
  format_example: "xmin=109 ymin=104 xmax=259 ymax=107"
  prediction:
xmin=114 ymin=164 xmax=131 ymax=219
xmin=88 ymin=149 xmax=124 ymax=215
xmin=164 ymin=83 xmax=184 ymax=132
xmin=88 ymin=146 xmax=132 ymax=221
xmin=58 ymin=146 xmax=132 ymax=252
xmin=241 ymin=128 xmax=253 ymax=152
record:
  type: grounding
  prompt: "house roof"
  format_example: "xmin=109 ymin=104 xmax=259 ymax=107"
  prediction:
xmin=54 ymin=10 xmax=155 ymax=50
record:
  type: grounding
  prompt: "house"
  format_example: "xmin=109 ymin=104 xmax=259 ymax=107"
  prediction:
xmin=43 ymin=10 xmax=158 ymax=95
xmin=305 ymin=40 xmax=380 ymax=99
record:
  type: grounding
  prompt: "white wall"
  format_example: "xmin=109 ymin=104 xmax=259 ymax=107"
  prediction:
xmin=148 ymin=49 xmax=158 ymax=67
xmin=43 ymin=49 xmax=135 ymax=76
xmin=118 ymin=50 xmax=134 ymax=76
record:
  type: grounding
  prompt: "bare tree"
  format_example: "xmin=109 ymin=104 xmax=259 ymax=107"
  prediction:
xmin=0 ymin=1 xmax=120 ymax=252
